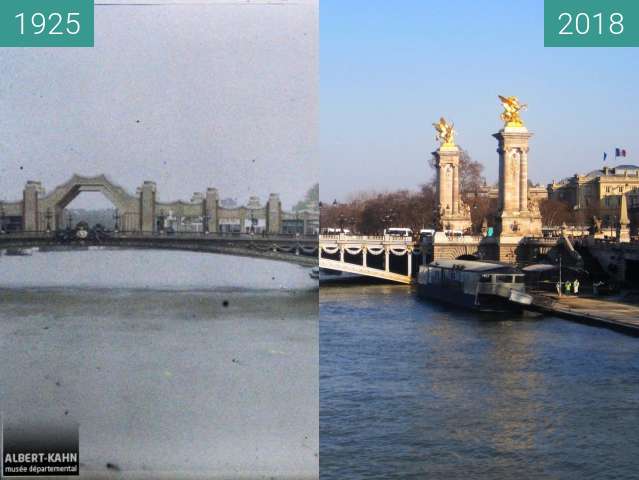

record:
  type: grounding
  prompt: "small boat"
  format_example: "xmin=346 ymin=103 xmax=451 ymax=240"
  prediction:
xmin=4 ymin=248 xmax=33 ymax=256
xmin=417 ymin=259 xmax=532 ymax=312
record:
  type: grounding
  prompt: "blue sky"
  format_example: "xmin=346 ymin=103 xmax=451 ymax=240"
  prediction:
xmin=320 ymin=0 xmax=639 ymax=201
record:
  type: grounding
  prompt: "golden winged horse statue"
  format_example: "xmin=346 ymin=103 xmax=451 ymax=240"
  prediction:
xmin=432 ymin=117 xmax=455 ymax=146
xmin=498 ymin=95 xmax=527 ymax=127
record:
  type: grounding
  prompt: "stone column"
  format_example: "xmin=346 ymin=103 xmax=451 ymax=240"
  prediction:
xmin=385 ymin=247 xmax=390 ymax=272
xmin=205 ymin=188 xmax=218 ymax=233
xmin=22 ymin=181 xmax=41 ymax=232
xmin=433 ymin=144 xmax=471 ymax=232
xmin=452 ymin=165 xmax=459 ymax=214
xmin=139 ymin=181 xmax=156 ymax=233
xmin=407 ymin=251 xmax=412 ymax=277
xmin=520 ymin=148 xmax=528 ymax=212
xmin=363 ymin=248 xmax=367 ymax=268
xmin=266 ymin=193 xmax=281 ymax=235
xmin=239 ymin=208 xmax=247 ymax=233
xmin=493 ymin=126 xmax=538 ymax=237
xmin=501 ymin=148 xmax=516 ymax=214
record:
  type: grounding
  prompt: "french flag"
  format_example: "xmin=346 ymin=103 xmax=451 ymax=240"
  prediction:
xmin=615 ymin=148 xmax=627 ymax=157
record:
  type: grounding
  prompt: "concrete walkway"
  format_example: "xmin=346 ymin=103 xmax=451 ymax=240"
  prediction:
xmin=531 ymin=292 xmax=639 ymax=334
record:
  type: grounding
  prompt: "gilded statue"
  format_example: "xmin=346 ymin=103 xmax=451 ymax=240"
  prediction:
xmin=498 ymin=95 xmax=527 ymax=127
xmin=432 ymin=117 xmax=455 ymax=146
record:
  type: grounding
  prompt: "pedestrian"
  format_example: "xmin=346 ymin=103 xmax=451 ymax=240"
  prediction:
xmin=573 ymin=279 xmax=580 ymax=295
xmin=565 ymin=280 xmax=572 ymax=295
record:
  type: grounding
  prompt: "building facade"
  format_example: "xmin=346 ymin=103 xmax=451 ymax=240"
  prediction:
xmin=548 ymin=164 xmax=639 ymax=226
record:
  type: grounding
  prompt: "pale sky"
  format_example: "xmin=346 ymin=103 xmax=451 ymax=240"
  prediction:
xmin=0 ymin=0 xmax=317 ymax=209
xmin=321 ymin=1 xmax=639 ymax=202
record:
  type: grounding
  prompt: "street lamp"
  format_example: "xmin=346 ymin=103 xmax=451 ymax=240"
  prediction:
xmin=338 ymin=213 xmax=346 ymax=233
xmin=382 ymin=208 xmax=395 ymax=234
xmin=249 ymin=212 xmax=256 ymax=234
xmin=113 ymin=209 xmax=121 ymax=233
xmin=158 ymin=209 xmax=166 ymax=233
xmin=45 ymin=208 xmax=52 ymax=233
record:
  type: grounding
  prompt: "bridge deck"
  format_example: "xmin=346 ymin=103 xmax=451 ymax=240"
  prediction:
xmin=319 ymin=258 xmax=412 ymax=284
xmin=0 ymin=232 xmax=318 ymax=267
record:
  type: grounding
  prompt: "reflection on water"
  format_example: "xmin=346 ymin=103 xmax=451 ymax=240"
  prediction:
xmin=0 ymin=250 xmax=318 ymax=478
xmin=0 ymin=248 xmax=316 ymax=290
xmin=320 ymin=284 xmax=639 ymax=480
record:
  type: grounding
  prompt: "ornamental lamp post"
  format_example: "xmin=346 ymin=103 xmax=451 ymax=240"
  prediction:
xmin=113 ymin=209 xmax=120 ymax=233
xmin=45 ymin=208 xmax=52 ymax=233
xmin=249 ymin=212 xmax=256 ymax=234
xmin=338 ymin=213 xmax=346 ymax=234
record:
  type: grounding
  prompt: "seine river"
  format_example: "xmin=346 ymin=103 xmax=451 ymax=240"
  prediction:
xmin=320 ymin=284 xmax=639 ymax=480
xmin=0 ymin=249 xmax=318 ymax=479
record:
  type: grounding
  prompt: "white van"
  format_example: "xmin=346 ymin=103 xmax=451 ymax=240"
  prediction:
xmin=384 ymin=227 xmax=413 ymax=237
xmin=419 ymin=229 xmax=435 ymax=238
xmin=322 ymin=228 xmax=351 ymax=235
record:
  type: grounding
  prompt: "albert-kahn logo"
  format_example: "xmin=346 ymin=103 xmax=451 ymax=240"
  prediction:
xmin=2 ymin=419 xmax=79 ymax=476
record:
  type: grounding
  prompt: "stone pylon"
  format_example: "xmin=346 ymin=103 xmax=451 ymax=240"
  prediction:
xmin=494 ymin=125 xmax=542 ymax=239
xmin=617 ymin=193 xmax=631 ymax=243
xmin=434 ymin=144 xmax=471 ymax=233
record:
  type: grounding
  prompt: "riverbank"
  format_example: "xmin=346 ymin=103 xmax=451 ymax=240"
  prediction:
xmin=531 ymin=291 xmax=639 ymax=335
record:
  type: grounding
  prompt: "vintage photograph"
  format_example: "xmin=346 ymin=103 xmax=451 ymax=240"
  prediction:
xmin=0 ymin=0 xmax=318 ymax=478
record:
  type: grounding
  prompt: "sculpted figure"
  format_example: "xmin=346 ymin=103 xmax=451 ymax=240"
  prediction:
xmin=527 ymin=197 xmax=541 ymax=216
xmin=592 ymin=216 xmax=602 ymax=234
xmin=498 ymin=95 xmax=527 ymax=127
xmin=432 ymin=117 xmax=456 ymax=146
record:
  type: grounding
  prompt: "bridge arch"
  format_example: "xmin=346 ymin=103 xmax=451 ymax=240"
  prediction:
xmin=40 ymin=175 xmax=138 ymax=231
xmin=7 ymin=174 xmax=315 ymax=235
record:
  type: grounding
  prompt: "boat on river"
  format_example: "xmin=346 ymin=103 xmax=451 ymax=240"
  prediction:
xmin=417 ymin=259 xmax=533 ymax=313
xmin=4 ymin=248 xmax=33 ymax=256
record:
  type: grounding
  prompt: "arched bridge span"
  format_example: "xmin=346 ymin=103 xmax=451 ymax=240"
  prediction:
xmin=0 ymin=232 xmax=319 ymax=267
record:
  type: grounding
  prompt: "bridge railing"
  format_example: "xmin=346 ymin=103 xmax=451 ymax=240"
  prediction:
xmin=0 ymin=230 xmax=317 ymax=242
xmin=319 ymin=234 xmax=414 ymax=244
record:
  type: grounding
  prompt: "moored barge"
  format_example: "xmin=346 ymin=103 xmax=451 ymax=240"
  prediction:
xmin=417 ymin=259 xmax=532 ymax=312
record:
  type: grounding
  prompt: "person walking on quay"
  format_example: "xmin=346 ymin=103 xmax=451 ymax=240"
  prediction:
xmin=573 ymin=278 xmax=580 ymax=295
xmin=565 ymin=280 xmax=572 ymax=296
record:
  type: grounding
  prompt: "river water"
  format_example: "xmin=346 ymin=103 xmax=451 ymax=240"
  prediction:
xmin=0 ymin=249 xmax=318 ymax=479
xmin=320 ymin=284 xmax=639 ymax=480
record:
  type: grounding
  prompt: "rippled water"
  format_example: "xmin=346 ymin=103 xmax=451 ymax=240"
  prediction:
xmin=0 ymin=249 xmax=318 ymax=479
xmin=320 ymin=284 xmax=639 ymax=480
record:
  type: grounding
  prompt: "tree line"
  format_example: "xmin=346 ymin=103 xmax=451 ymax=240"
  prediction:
xmin=320 ymin=148 xmax=586 ymax=235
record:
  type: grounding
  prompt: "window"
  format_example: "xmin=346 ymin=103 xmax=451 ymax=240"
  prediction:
xmin=495 ymin=275 xmax=513 ymax=283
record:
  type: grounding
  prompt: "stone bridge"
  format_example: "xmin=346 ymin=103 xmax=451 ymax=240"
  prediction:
xmin=421 ymin=232 xmax=561 ymax=264
xmin=0 ymin=174 xmax=319 ymax=236
xmin=0 ymin=232 xmax=319 ymax=267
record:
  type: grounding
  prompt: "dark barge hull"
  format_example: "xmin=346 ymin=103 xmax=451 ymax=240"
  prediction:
xmin=417 ymin=283 xmax=524 ymax=314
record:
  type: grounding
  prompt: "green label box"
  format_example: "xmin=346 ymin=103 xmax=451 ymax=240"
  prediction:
xmin=545 ymin=0 xmax=639 ymax=47
xmin=0 ymin=0 xmax=94 ymax=47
